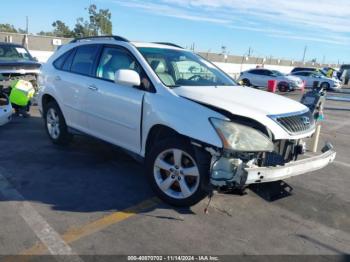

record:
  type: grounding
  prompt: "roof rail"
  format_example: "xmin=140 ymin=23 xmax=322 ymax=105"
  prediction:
xmin=70 ymin=35 xmax=129 ymax=44
xmin=153 ymin=42 xmax=184 ymax=49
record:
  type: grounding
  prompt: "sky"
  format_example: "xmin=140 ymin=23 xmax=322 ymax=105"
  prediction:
xmin=1 ymin=0 xmax=350 ymax=64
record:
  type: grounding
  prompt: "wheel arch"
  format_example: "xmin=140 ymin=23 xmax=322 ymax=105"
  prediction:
xmin=145 ymin=125 xmax=188 ymax=157
xmin=41 ymin=94 xmax=57 ymax=112
xmin=321 ymin=81 xmax=331 ymax=88
xmin=41 ymin=94 xmax=68 ymax=124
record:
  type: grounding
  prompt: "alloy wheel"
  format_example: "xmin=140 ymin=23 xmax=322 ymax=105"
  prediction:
xmin=46 ymin=108 xmax=60 ymax=140
xmin=153 ymin=149 xmax=200 ymax=200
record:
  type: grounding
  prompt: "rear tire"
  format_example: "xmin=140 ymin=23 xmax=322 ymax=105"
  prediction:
xmin=146 ymin=138 xmax=210 ymax=207
xmin=44 ymin=101 xmax=72 ymax=145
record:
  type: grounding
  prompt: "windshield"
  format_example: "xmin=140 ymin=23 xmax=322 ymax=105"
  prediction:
xmin=138 ymin=47 xmax=236 ymax=87
xmin=0 ymin=45 xmax=34 ymax=62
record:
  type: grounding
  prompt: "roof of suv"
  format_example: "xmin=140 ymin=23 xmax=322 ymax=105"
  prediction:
xmin=67 ymin=35 xmax=184 ymax=50
xmin=292 ymin=70 xmax=324 ymax=75
xmin=132 ymin=42 xmax=183 ymax=49
xmin=291 ymin=67 xmax=318 ymax=73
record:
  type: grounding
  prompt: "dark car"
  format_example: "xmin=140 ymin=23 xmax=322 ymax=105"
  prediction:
xmin=291 ymin=67 xmax=319 ymax=73
xmin=339 ymin=64 xmax=350 ymax=72
xmin=339 ymin=64 xmax=350 ymax=84
xmin=291 ymin=67 xmax=329 ymax=77
xmin=0 ymin=42 xmax=41 ymax=90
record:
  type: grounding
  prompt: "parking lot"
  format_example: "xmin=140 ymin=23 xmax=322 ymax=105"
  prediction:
xmin=0 ymin=89 xmax=349 ymax=258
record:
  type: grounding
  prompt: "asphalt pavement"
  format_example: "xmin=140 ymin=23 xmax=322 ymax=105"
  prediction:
xmin=0 ymin=89 xmax=349 ymax=258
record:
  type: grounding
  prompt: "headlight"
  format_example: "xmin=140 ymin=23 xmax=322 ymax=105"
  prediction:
xmin=210 ymin=118 xmax=274 ymax=152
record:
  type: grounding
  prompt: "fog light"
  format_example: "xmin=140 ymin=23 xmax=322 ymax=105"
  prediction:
xmin=211 ymin=158 xmax=243 ymax=187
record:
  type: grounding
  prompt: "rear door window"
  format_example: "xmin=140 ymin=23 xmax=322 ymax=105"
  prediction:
xmin=71 ymin=45 xmax=100 ymax=76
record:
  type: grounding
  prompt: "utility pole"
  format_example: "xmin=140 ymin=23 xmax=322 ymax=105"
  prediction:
xmin=24 ymin=16 xmax=29 ymax=49
xmin=191 ymin=42 xmax=195 ymax=52
xmin=248 ymin=47 xmax=252 ymax=57
xmin=302 ymin=45 xmax=307 ymax=63
xmin=26 ymin=16 xmax=29 ymax=34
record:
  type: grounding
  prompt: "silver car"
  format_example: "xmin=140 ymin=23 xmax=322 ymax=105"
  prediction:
xmin=238 ymin=69 xmax=304 ymax=91
xmin=291 ymin=71 xmax=342 ymax=91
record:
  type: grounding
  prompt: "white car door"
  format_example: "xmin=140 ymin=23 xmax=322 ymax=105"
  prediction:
xmin=52 ymin=45 xmax=100 ymax=131
xmin=293 ymin=72 xmax=310 ymax=87
xmin=83 ymin=46 xmax=146 ymax=153
xmin=257 ymin=70 xmax=271 ymax=87
xmin=246 ymin=70 xmax=265 ymax=87
xmin=308 ymin=73 xmax=323 ymax=87
xmin=251 ymin=71 xmax=263 ymax=86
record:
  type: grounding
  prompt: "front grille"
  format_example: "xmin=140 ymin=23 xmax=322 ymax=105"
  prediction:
xmin=272 ymin=110 xmax=315 ymax=134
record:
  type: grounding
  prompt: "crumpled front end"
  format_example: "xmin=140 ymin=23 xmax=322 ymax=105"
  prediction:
xmin=209 ymin=108 xmax=335 ymax=188
xmin=0 ymin=94 xmax=12 ymax=126
xmin=210 ymin=142 xmax=336 ymax=188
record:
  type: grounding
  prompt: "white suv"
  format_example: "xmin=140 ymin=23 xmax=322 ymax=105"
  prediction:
xmin=38 ymin=36 xmax=336 ymax=206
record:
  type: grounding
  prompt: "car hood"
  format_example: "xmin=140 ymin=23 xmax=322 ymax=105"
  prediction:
xmin=173 ymin=85 xmax=311 ymax=140
xmin=320 ymin=76 xmax=339 ymax=83
xmin=0 ymin=60 xmax=41 ymax=70
xmin=174 ymin=85 xmax=307 ymax=116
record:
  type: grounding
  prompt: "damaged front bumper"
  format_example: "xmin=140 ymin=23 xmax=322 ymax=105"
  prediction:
xmin=210 ymin=143 xmax=336 ymax=187
xmin=0 ymin=103 xmax=12 ymax=126
xmin=244 ymin=145 xmax=336 ymax=185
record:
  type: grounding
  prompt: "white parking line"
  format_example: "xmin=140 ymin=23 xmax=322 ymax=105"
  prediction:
xmin=0 ymin=170 xmax=83 ymax=261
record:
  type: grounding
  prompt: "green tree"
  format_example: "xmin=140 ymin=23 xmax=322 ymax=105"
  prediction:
xmin=52 ymin=20 xmax=74 ymax=38
xmin=17 ymin=28 xmax=27 ymax=34
xmin=73 ymin=17 xmax=91 ymax=37
xmin=88 ymin=4 xmax=112 ymax=35
xmin=0 ymin=23 xmax=18 ymax=33
xmin=36 ymin=4 xmax=113 ymax=38
xmin=38 ymin=31 xmax=54 ymax=36
xmin=73 ymin=4 xmax=112 ymax=37
xmin=96 ymin=7 xmax=112 ymax=35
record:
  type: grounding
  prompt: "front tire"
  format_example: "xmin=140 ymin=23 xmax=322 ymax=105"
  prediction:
xmin=320 ymin=82 xmax=330 ymax=90
xmin=242 ymin=79 xmax=251 ymax=87
xmin=278 ymin=82 xmax=290 ymax=92
xmin=44 ymin=101 xmax=72 ymax=145
xmin=146 ymin=138 xmax=210 ymax=207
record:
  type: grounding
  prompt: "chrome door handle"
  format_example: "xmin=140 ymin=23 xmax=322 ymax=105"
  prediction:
xmin=88 ymin=85 xmax=99 ymax=91
xmin=55 ymin=76 xmax=61 ymax=81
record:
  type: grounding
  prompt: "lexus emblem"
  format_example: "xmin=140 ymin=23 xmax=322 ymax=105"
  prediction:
xmin=301 ymin=116 xmax=310 ymax=126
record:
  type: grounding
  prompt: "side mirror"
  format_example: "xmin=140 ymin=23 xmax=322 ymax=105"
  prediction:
xmin=114 ymin=69 xmax=141 ymax=87
xmin=33 ymin=57 xmax=39 ymax=62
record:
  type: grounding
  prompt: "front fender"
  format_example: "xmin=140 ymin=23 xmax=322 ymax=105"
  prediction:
xmin=141 ymin=92 xmax=224 ymax=157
